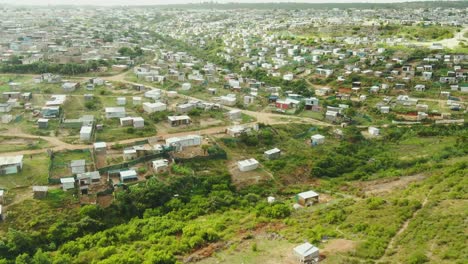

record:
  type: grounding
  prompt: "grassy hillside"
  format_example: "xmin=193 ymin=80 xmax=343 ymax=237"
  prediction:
xmin=0 ymin=123 xmax=466 ymax=263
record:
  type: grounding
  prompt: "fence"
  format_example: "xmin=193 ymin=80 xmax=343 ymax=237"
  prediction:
xmin=97 ymin=152 xmax=169 ymax=174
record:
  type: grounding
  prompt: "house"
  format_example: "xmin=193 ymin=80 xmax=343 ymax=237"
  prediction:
xmin=181 ymin=83 xmax=191 ymax=91
xmin=123 ymin=148 xmax=138 ymax=160
xmin=143 ymin=102 xmax=167 ymax=113
xmin=168 ymin=115 xmax=191 ymax=127
xmin=133 ymin=117 xmax=144 ymax=128
xmin=37 ymin=118 xmax=49 ymax=129
xmin=414 ymin=84 xmax=426 ymax=92
xmin=80 ymin=126 xmax=93 ymax=141
xmin=237 ymin=158 xmax=259 ymax=172
xmin=152 ymin=159 xmax=169 ymax=173
xmin=227 ymin=109 xmax=242 ymax=120
xmin=144 ymin=89 xmax=161 ymax=100
xmin=94 ymin=142 xmax=107 ymax=154
xmin=70 ymin=160 xmax=86 ymax=175
xmin=32 ymin=186 xmax=48 ymax=199
xmin=276 ymin=98 xmax=300 ymax=110
xmin=1 ymin=115 xmax=12 ymax=124
xmin=41 ymin=106 xmax=60 ymax=118
xmin=227 ymin=125 xmax=250 ymax=137
xmin=293 ymin=242 xmax=319 ymax=264
xmin=62 ymin=82 xmax=79 ymax=93
xmin=105 ymin=107 xmax=126 ymax=119
xmin=396 ymin=95 xmax=418 ymax=106
xmin=0 ymin=155 xmax=23 ymax=175
xmin=311 ymin=134 xmax=325 ymax=145
xmin=165 ymin=135 xmax=202 ymax=151
xmin=304 ymin=97 xmax=319 ymax=110
xmin=176 ymin=103 xmax=196 ymax=113
xmin=264 ymin=148 xmax=281 ymax=160
xmin=296 ymin=190 xmax=319 ymax=206
xmin=120 ymin=170 xmax=138 ymax=182
xmin=368 ymin=127 xmax=380 ymax=136
xmin=0 ymin=103 xmax=12 ymax=113
xmin=220 ymin=95 xmax=237 ymax=106
xmin=60 ymin=177 xmax=75 ymax=191
xmin=77 ymin=171 xmax=101 ymax=185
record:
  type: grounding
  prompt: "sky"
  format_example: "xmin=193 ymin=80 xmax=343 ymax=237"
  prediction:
xmin=0 ymin=0 xmax=441 ymax=6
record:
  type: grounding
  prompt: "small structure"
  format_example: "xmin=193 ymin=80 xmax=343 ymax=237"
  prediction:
xmin=368 ymin=127 xmax=380 ymax=136
xmin=0 ymin=155 xmax=23 ymax=175
xmin=80 ymin=126 xmax=93 ymax=141
xmin=311 ymin=134 xmax=325 ymax=146
xmin=267 ymin=196 xmax=276 ymax=204
xmin=37 ymin=118 xmax=49 ymax=129
xmin=77 ymin=171 xmax=101 ymax=185
xmin=0 ymin=103 xmax=12 ymax=113
xmin=123 ymin=148 xmax=138 ymax=160
xmin=133 ymin=117 xmax=145 ymax=128
xmin=237 ymin=158 xmax=259 ymax=172
xmin=152 ymin=159 xmax=169 ymax=173
xmin=296 ymin=190 xmax=319 ymax=207
xmin=227 ymin=109 xmax=242 ymax=120
xmin=94 ymin=142 xmax=107 ymax=154
xmin=60 ymin=177 xmax=75 ymax=191
xmin=32 ymin=186 xmax=48 ymax=199
xmin=293 ymin=242 xmax=319 ymax=264
xmin=264 ymin=148 xmax=281 ymax=160
xmin=62 ymin=82 xmax=79 ymax=92
xmin=70 ymin=160 xmax=86 ymax=175
xmin=105 ymin=107 xmax=126 ymax=119
xmin=165 ymin=135 xmax=202 ymax=151
xmin=143 ymin=102 xmax=167 ymax=113
xmin=120 ymin=170 xmax=138 ymax=182
xmin=181 ymin=82 xmax=191 ymax=90
xmin=167 ymin=115 xmax=191 ymax=127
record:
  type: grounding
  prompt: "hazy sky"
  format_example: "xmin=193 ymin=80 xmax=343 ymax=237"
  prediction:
xmin=0 ymin=0 xmax=439 ymax=6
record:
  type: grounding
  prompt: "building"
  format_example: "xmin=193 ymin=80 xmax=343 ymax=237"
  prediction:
xmin=227 ymin=109 xmax=242 ymax=120
xmin=60 ymin=177 xmax=75 ymax=191
xmin=62 ymin=82 xmax=79 ymax=92
xmin=123 ymin=148 xmax=138 ymax=160
xmin=264 ymin=148 xmax=281 ymax=160
xmin=165 ymin=135 xmax=202 ymax=151
xmin=76 ymin=171 xmax=101 ymax=185
xmin=296 ymin=190 xmax=319 ymax=207
xmin=37 ymin=118 xmax=49 ymax=129
xmin=237 ymin=158 xmax=259 ymax=172
xmin=220 ymin=95 xmax=237 ymax=106
xmin=94 ymin=142 xmax=107 ymax=154
xmin=70 ymin=160 xmax=86 ymax=175
xmin=80 ymin=126 xmax=93 ymax=141
xmin=143 ymin=102 xmax=167 ymax=113
xmin=293 ymin=242 xmax=319 ymax=264
xmin=0 ymin=103 xmax=12 ymax=113
xmin=168 ymin=115 xmax=191 ymax=127
xmin=152 ymin=159 xmax=169 ymax=173
xmin=105 ymin=107 xmax=126 ymax=119
xmin=0 ymin=155 xmax=23 ymax=175
xmin=41 ymin=106 xmax=60 ymax=118
xmin=120 ymin=170 xmax=138 ymax=182
xmin=311 ymin=134 xmax=325 ymax=146
xmin=368 ymin=127 xmax=380 ymax=136
xmin=32 ymin=186 xmax=48 ymax=199
xmin=133 ymin=117 xmax=145 ymax=128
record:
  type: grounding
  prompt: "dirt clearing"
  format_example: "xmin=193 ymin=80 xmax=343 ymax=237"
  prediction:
xmin=359 ymin=174 xmax=426 ymax=196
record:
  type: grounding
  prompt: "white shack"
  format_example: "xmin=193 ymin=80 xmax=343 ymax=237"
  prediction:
xmin=120 ymin=170 xmax=138 ymax=182
xmin=60 ymin=177 xmax=75 ymax=191
xmin=293 ymin=242 xmax=319 ymax=264
xmin=311 ymin=134 xmax=325 ymax=145
xmin=237 ymin=158 xmax=259 ymax=172
xmin=0 ymin=155 xmax=23 ymax=175
xmin=165 ymin=135 xmax=202 ymax=151
xmin=80 ymin=126 xmax=93 ymax=141
xmin=105 ymin=107 xmax=126 ymax=119
xmin=152 ymin=159 xmax=169 ymax=173
xmin=143 ymin=102 xmax=167 ymax=113
xmin=368 ymin=127 xmax=380 ymax=136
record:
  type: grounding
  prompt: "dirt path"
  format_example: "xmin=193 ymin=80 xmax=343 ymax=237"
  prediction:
xmin=380 ymin=189 xmax=433 ymax=261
